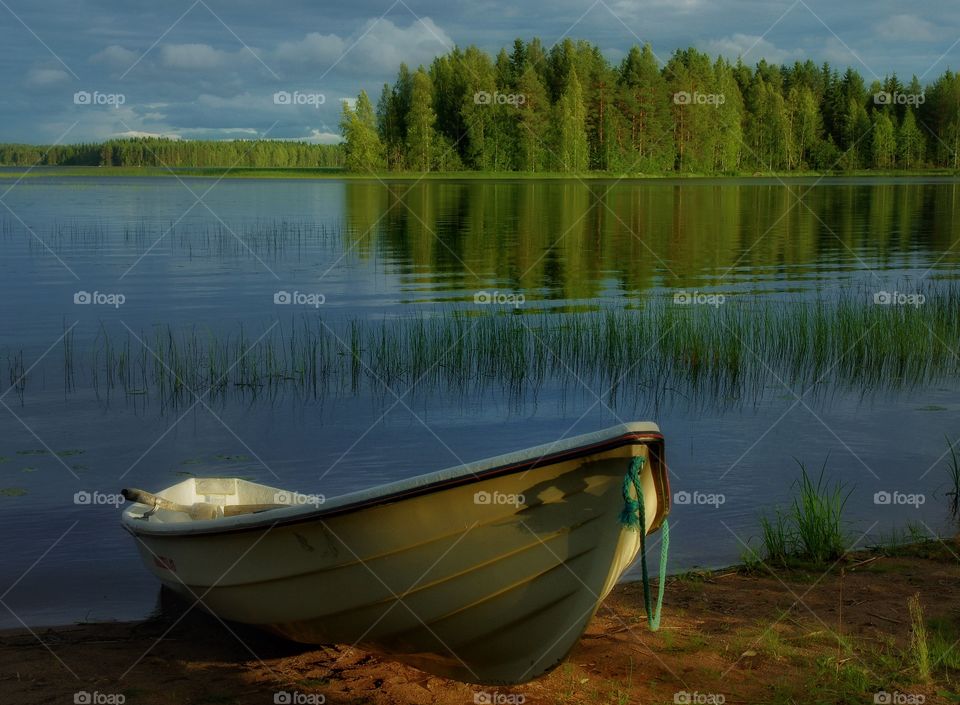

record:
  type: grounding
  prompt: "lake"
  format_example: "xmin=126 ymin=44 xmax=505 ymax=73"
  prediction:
xmin=1 ymin=173 xmax=959 ymax=627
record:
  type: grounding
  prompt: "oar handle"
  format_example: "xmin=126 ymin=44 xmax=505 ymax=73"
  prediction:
xmin=121 ymin=487 xmax=189 ymax=513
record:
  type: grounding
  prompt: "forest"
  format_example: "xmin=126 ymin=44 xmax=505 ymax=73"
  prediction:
xmin=3 ymin=38 xmax=960 ymax=174
xmin=340 ymin=38 xmax=960 ymax=173
xmin=0 ymin=139 xmax=344 ymax=168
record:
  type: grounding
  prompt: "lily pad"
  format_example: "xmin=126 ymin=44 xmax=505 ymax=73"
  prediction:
xmin=0 ymin=487 xmax=27 ymax=497
xmin=16 ymin=449 xmax=48 ymax=456
xmin=21 ymin=467 xmax=37 ymax=473
xmin=56 ymin=449 xmax=85 ymax=457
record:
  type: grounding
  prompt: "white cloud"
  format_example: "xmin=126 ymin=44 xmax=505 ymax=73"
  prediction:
xmin=876 ymin=14 xmax=938 ymax=42
xmin=112 ymin=130 xmax=182 ymax=139
xmin=304 ymin=129 xmax=342 ymax=144
xmin=273 ymin=17 xmax=453 ymax=74
xmin=26 ymin=68 xmax=70 ymax=86
xmin=91 ymin=45 xmax=139 ymax=67
xmin=703 ymin=33 xmax=799 ymax=64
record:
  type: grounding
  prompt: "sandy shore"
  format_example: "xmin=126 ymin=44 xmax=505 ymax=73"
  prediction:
xmin=2 ymin=542 xmax=958 ymax=704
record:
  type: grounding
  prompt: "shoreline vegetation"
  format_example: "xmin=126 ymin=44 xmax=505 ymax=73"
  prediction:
xmin=2 ymin=164 xmax=960 ymax=180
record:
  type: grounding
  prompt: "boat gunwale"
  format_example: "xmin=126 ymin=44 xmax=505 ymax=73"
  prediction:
xmin=122 ymin=428 xmax=668 ymax=538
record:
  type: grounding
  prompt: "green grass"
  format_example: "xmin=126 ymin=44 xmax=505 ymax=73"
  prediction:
xmin=928 ymin=617 xmax=960 ymax=673
xmin=910 ymin=594 xmax=932 ymax=682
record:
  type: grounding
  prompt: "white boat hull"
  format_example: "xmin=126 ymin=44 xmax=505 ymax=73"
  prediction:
xmin=122 ymin=422 xmax=670 ymax=684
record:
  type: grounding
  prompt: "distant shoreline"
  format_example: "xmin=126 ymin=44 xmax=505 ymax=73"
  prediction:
xmin=0 ymin=165 xmax=959 ymax=180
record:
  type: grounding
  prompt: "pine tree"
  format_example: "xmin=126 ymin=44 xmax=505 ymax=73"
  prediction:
xmin=618 ymin=45 xmax=673 ymax=172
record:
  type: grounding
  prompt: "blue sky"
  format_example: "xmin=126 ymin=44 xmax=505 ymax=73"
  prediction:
xmin=1 ymin=0 xmax=958 ymax=143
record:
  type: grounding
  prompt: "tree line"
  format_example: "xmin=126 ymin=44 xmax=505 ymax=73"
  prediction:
xmin=341 ymin=38 xmax=960 ymax=173
xmin=0 ymin=139 xmax=344 ymax=168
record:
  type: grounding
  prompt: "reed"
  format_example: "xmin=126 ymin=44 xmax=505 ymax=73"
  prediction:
xmin=5 ymin=283 xmax=960 ymax=407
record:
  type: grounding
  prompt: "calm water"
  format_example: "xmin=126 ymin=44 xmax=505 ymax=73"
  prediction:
xmin=1 ymin=174 xmax=959 ymax=627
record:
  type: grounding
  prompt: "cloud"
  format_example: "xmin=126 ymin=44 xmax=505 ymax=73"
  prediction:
xmin=111 ymin=130 xmax=182 ymax=139
xmin=275 ymin=32 xmax=347 ymax=64
xmin=304 ymin=129 xmax=342 ymax=144
xmin=159 ymin=43 xmax=236 ymax=70
xmin=91 ymin=45 xmax=139 ymax=68
xmin=875 ymin=14 xmax=938 ymax=42
xmin=26 ymin=68 xmax=70 ymax=86
xmin=703 ymin=34 xmax=800 ymax=64
xmin=273 ymin=17 xmax=453 ymax=74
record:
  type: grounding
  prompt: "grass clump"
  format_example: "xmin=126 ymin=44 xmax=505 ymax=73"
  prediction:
xmin=945 ymin=435 xmax=960 ymax=519
xmin=909 ymin=593 xmax=931 ymax=682
xmin=756 ymin=458 xmax=851 ymax=567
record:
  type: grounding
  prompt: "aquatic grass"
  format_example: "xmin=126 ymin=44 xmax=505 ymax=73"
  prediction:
xmin=9 ymin=282 xmax=960 ymax=409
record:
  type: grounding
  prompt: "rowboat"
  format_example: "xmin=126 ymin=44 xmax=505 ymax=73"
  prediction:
xmin=120 ymin=422 xmax=671 ymax=684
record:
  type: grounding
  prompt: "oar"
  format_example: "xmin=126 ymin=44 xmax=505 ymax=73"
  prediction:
xmin=121 ymin=488 xmax=288 ymax=519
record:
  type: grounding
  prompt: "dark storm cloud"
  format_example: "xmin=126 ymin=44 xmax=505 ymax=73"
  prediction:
xmin=1 ymin=0 xmax=958 ymax=143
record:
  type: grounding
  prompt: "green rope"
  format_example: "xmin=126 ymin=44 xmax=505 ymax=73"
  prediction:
xmin=619 ymin=456 xmax=669 ymax=631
